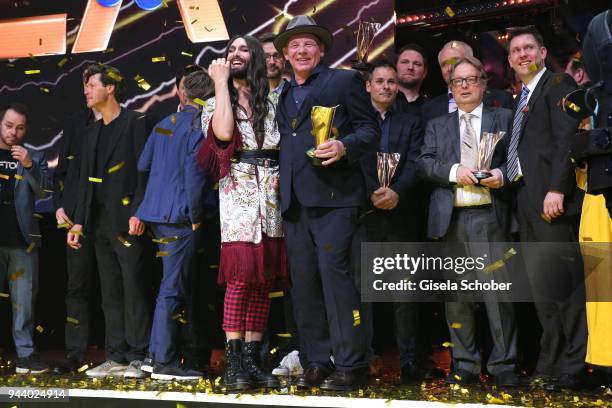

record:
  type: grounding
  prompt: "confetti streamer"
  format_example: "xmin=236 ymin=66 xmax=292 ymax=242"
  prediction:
xmin=0 ymin=293 xmax=9 ymax=298
xmin=269 ymin=347 xmax=279 ymax=355
xmin=14 ymin=174 xmax=24 ymax=180
xmin=276 ymin=333 xmax=292 ymax=338
xmin=152 ymin=235 xmax=179 ymax=244
xmin=36 ymin=325 xmax=44 ymax=333
xmin=57 ymin=222 xmax=71 ymax=229
xmin=193 ymin=98 xmax=207 ymax=106
xmin=268 ymin=291 xmax=284 ymax=298
xmin=106 ymin=70 xmax=123 ymax=82
xmin=483 ymin=259 xmax=505 ymax=274
xmin=34 ymin=213 xmax=44 ymax=219
xmin=103 ymin=48 xmax=115 ymax=53
xmin=156 ymin=251 xmax=169 ymax=257
xmin=66 ymin=317 xmax=80 ymax=324
xmin=121 ymin=196 xmax=131 ymax=206
xmin=26 ymin=243 xmax=36 ymax=253
xmin=451 ymin=323 xmax=462 ymax=329
xmin=24 ymin=69 xmax=41 ymax=75
xmin=181 ymin=51 xmax=193 ymax=57
xmin=353 ymin=309 xmax=361 ymax=326
xmin=57 ymin=57 xmax=69 ymax=67
xmin=40 ymin=87 xmax=49 ymax=93
xmin=528 ymin=63 xmax=539 ymax=72
xmin=117 ymin=235 xmax=132 ymax=248
xmin=442 ymin=341 xmax=454 ymax=348
xmin=170 ymin=115 xmax=177 ymax=124
xmin=77 ymin=364 xmax=89 ymax=372
xmin=107 ymin=161 xmax=125 ymax=174
xmin=66 ymin=155 xmax=75 ymax=160
xmin=88 ymin=177 xmax=102 ymax=183
xmin=155 ymin=127 xmax=173 ymax=136
xmin=444 ymin=6 xmax=455 ymax=17
xmin=151 ymin=56 xmax=166 ymax=62
xmin=134 ymin=74 xmax=152 ymax=91
xmin=0 ymin=173 xmax=9 ymax=180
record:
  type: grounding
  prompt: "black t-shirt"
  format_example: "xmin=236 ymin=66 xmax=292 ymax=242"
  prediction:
xmin=0 ymin=148 xmax=27 ymax=247
xmin=93 ymin=118 xmax=118 ymax=206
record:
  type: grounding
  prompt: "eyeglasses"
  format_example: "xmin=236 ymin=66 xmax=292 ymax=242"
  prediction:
xmin=449 ymin=76 xmax=483 ymax=88
xmin=265 ymin=53 xmax=283 ymax=61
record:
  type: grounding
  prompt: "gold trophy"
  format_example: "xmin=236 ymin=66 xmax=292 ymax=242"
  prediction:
xmin=307 ymin=105 xmax=338 ymax=166
xmin=474 ymin=131 xmax=506 ymax=182
xmin=351 ymin=20 xmax=381 ymax=70
xmin=377 ymin=152 xmax=401 ymax=188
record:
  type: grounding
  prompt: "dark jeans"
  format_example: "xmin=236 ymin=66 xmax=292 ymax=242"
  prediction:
xmin=64 ymin=237 xmax=96 ymax=361
xmin=91 ymin=208 xmax=150 ymax=363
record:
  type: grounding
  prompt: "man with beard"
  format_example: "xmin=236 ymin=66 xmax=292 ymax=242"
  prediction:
xmin=273 ymin=16 xmax=379 ymax=391
xmin=67 ymin=64 xmax=150 ymax=379
xmin=394 ymin=44 xmax=428 ymax=117
xmin=0 ymin=103 xmax=51 ymax=374
xmin=198 ymin=35 xmax=288 ymax=391
xmin=259 ymin=33 xmax=286 ymax=101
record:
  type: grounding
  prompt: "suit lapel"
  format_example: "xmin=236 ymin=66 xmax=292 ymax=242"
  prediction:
xmin=481 ymin=106 xmax=494 ymax=134
xmin=447 ymin=111 xmax=460 ymax=162
xmin=293 ymin=67 xmax=335 ymax=129
xmin=521 ymin=69 xmax=549 ymax=133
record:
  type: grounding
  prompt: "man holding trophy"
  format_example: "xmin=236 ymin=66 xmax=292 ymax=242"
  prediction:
xmin=274 ymin=16 xmax=380 ymax=390
xmin=417 ymin=56 xmax=520 ymax=387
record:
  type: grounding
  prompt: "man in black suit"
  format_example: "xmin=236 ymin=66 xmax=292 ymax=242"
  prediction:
xmin=54 ymin=106 xmax=100 ymax=371
xmin=394 ymin=44 xmax=428 ymax=117
xmin=505 ymin=26 xmax=587 ymax=390
xmin=418 ymin=56 xmax=519 ymax=387
xmin=67 ymin=64 xmax=150 ymax=379
xmin=274 ymin=15 xmax=380 ymax=390
xmin=422 ymin=40 xmax=514 ymax=124
xmin=354 ymin=60 xmax=425 ymax=382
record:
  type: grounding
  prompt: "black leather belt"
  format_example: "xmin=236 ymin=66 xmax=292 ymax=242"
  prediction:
xmin=233 ymin=150 xmax=279 ymax=167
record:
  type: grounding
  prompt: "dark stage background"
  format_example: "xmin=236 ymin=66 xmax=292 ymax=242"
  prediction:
xmin=0 ymin=0 xmax=609 ymax=366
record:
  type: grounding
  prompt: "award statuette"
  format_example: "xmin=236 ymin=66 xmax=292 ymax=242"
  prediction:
xmin=377 ymin=152 xmax=401 ymax=188
xmin=474 ymin=131 xmax=505 ymax=182
xmin=351 ymin=21 xmax=381 ymax=71
xmin=307 ymin=105 xmax=338 ymax=166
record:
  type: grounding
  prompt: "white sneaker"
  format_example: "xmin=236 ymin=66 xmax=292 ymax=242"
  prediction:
xmin=124 ymin=360 xmax=146 ymax=378
xmin=141 ymin=356 xmax=154 ymax=374
xmin=272 ymin=350 xmax=303 ymax=376
xmin=85 ymin=360 xmax=128 ymax=378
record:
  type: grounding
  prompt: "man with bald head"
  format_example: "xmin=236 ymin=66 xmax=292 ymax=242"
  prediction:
xmin=423 ymin=40 xmax=513 ymax=124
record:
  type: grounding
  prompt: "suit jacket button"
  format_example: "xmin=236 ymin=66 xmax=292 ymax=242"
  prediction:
xmin=292 ymin=132 xmax=296 ymax=137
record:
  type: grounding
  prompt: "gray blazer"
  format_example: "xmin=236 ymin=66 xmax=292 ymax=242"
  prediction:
xmin=417 ymin=106 xmax=514 ymax=239
xmin=14 ymin=149 xmax=50 ymax=247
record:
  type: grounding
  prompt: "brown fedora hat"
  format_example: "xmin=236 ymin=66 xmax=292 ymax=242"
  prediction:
xmin=273 ymin=15 xmax=333 ymax=52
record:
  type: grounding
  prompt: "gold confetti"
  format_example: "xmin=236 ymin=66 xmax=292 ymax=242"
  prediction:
xmin=14 ymin=174 xmax=24 ymax=180
xmin=276 ymin=333 xmax=292 ymax=338
xmin=10 ymin=268 xmax=25 ymax=280
xmin=24 ymin=69 xmax=41 ymax=75
xmin=170 ymin=115 xmax=176 ymax=124
xmin=26 ymin=242 xmax=36 ymax=253
xmin=66 ymin=317 xmax=79 ymax=324
xmin=78 ymin=364 xmax=89 ymax=372
xmin=134 ymin=74 xmax=151 ymax=91
xmin=43 ymin=189 xmax=53 ymax=193
xmin=36 ymin=325 xmax=44 ymax=333
xmin=34 ymin=213 xmax=43 ymax=219
xmin=156 ymin=251 xmax=169 ymax=257
xmin=353 ymin=309 xmax=361 ymax=326
xmin=209 ymin=264 xmax=219 ymax=269
xmin=564 ymin=99 xmax=581 ymax=113
xmin=103 ymin=48 xmax=114 ymax=53
xmin=0 ymin=293 xmax=9 ymax=298
xmin=442 ymin=57 xmax=459 ymax=66
xmin=88 ymin=177 xmax=102 ymax=183
xmin=213 ymin=182 xmax=219 ymax=190
xmin=442 ymin=341 xmax=454 ymax=348
xmin=193 ymin=98 xmax=207 ymax=106
xmin=121 ymin=196 xmax=131 ymax=206
xmin=487 ymin=393 xmax=505 ymax=404
xmin=117 ymin=235 xmax=132 ymax=248
xmin=181 ymin=51 xmax=193 ymax=57
xmin=29 ymin=234 xmax=42 ymax=238
xmin=177 ymin=403 xmax=187 ymax=408
xmin=483 ymin=259 xmax=505 ymax=274
xmin=40 ymin=87 xmax=49 ymax=93
xmin=269 ymin=347 xmax=279 ymax=355
xmin=57 ymin=57 xmax=69 ymax=67
xmin=528 ymin=63 xmax=539 ymax=72
xmin=106 ymin=70 xmax=123 ymax=82
xmin=66 ymin=155 xmax=75 ymax=160
xmin=0 ymin=173 xmax=9 ymax=180
xmin=172 ymin=313 xmax=183 ymax=320
xmin=444 ymin=6 xmax=455 ymax=17
xmin=155 ymin=127 xmax=173 ymax=136
xmin=178 ymin=317 xmax=187 ymax=324
xmin=451 ymin=322 xmax=462 ymax=329
xmin=107 ymin=161 xmax=125 ymax=174
xmin=151 ymin=56 xmax=166 ymax=63
xmin=57 ymin=222 xmax=71 ymax=229
xmin=454 ymin=374 xmax=462 ymax=381
xmin=268 ymin=291 xmax=284 ymax=298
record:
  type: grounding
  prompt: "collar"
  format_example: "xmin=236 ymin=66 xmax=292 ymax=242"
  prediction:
xmin=457 ymin=103 xmax=484 ymax=120
xmin=182 ymin=104 xmax=199 ymax=113
xmin=523 ymin=67 xmax=547 ymax=92
xmin=272 ymin=79 xmax=286 ymax=95
xmin=289 ymin=64 xmax=327 ymax=87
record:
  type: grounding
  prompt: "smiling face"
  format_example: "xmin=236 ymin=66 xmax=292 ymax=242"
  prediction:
xmin=508 ymin=33 xmax=547 ymax=82
xmin=283 ymin=33 xmax=324 ymax=79
xmin=366 ymin=66 xmax=398 ymax=107
xmin=449 ymin=62 xmax=486 ymax=110
xmin=227 ymin=37 xmax=252 ymax=79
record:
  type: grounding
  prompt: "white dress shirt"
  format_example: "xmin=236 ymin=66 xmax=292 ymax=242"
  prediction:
xmin=449 ymin=103 xmax=492 ymax=206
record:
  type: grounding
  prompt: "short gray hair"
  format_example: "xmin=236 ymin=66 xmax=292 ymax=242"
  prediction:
xmin=183 ymin=70 xmax=214 ymax=101
xmin=449 ymin=56 xmax=488 ymax=82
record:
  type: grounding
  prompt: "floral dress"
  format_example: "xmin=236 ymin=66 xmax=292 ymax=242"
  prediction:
xmin=199 ymin=97 xmax=287 ymax=285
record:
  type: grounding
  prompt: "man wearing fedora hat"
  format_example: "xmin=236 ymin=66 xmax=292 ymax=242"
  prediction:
xmin=274 ymin=15 xmax=380 ymax=391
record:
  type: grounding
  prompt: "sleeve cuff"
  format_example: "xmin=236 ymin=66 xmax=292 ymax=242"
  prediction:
xmin=449 ymin=163 xmax=460 ymax=183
